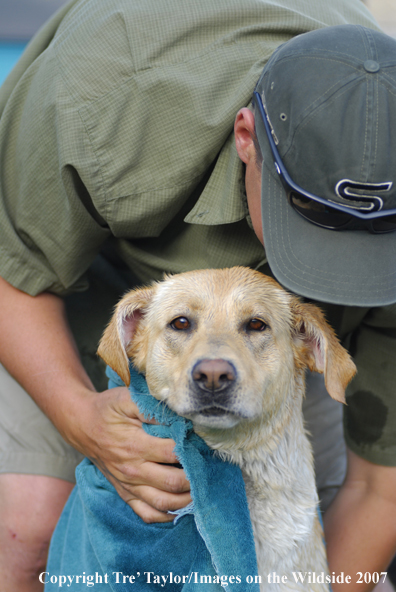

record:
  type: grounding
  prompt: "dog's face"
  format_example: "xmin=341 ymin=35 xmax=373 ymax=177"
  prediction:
xmin=128 ymin=268 xmax=297 ymax=430
xmin=98 ymin=267 xmax=355 ymax=432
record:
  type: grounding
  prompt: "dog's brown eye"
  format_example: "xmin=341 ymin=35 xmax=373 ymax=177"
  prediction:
xmin=247 ymin=318 xmax=267 ymax=331
xmin=170 ymin=316 xmax=191 ymax=330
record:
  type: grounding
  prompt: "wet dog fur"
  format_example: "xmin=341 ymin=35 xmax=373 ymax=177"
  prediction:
xmin=98 ymin=267 xmax=356 ymax=591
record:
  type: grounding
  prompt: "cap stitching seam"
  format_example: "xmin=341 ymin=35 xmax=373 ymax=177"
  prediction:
xmin=282 ymin=82 xmax=361 ymax=164
xmin=356 ymin=25 xmax=370 ymax=60
xmin=374 ymin=76 xmax=379 ymax=179
xmin=380 ymin=78 xmax=396 ymax=99
xmin=298 ymin=67 xmax=358 ymax=121
xmin=361 ymin=77 xmax=369 ymax=180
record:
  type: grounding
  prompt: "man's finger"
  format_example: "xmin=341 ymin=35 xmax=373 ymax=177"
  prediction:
xmin=106 ymin=474 xmax=192 ymax=519
xmin=129 ymin=499 xmax=176 ymax=524
xmin=130 ymin=429 xmax=181 ymax=465
xmin=128 ymin=484 xmax=192 ymax=514
xmin=133 ymin=461 xmax=190 ymax=493
xmin=110 ymin=459 xmax=190 ymax=495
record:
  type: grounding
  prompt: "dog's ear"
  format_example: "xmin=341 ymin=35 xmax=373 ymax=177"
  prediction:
xmin=291 ymin=299 xmax=356 ymax=403
xmin=97 ymin=286 xmax=154 ymax=386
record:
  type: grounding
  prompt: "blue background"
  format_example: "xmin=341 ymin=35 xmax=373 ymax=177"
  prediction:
xmin=0 ymin=42 xmax=26 ymax=85
xmin=0 ymin=0 xmax=69 ymax=85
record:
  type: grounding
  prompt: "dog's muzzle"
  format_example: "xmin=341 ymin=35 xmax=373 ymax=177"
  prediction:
xmin=191 ymin=359 xmax=237 ymax=414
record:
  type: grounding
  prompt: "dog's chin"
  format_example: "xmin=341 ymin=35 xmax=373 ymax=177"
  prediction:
xmin=186 ymin=408 xmax=242 ymax=429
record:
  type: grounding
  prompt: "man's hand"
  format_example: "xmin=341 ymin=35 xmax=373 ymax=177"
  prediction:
xmin=65 ymin=385 xmax=191 ymax=523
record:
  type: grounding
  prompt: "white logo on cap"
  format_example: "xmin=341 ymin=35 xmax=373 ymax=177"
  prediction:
xmin=334 ymin=179 xmax=393 ymax=212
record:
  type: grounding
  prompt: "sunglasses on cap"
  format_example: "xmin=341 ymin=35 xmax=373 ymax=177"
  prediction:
xmin=252 ymin=91 xmax=396 ymax=234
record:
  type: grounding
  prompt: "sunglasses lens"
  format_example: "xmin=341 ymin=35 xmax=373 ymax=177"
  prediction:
xmin=289 ymin=193 xmax=353 ymax=229
xmin=372 ymin=215 xmax=396 ymax=233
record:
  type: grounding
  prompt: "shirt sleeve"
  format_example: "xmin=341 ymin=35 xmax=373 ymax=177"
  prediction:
xmin=0 ymin=44 xmax=111 ymax=296
xmin=344 ymin=303 xmax=396 ymax=466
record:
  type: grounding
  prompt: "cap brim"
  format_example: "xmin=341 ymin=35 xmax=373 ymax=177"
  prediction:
xmin=261 ymin=161 xmax=396 ymax=306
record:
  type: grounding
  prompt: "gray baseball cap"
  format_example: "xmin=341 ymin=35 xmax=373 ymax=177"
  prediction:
xmin=254 ymin=25 xmax=396 ymax=306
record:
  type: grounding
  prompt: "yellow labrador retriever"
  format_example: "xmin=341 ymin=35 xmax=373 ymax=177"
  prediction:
xmin=98 ymin=267 xmax=355 ymax=591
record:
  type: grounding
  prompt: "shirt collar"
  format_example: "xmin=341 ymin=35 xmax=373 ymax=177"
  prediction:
xmin=184 ymin=133 xmax=248 ymax=226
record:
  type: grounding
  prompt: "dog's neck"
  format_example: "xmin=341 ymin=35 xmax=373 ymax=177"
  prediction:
xmin=195 ymin=374 xmax=329 ymax=590
xmin=194 ymin=373 xmax=307 ymax=461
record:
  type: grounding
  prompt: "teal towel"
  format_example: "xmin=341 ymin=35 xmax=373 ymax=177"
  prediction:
xmin=45 ymin=365 xmax=259 ymax=591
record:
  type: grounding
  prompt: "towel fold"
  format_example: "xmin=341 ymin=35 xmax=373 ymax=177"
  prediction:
xmin=45 ymin=365 xmax=259 ymax=591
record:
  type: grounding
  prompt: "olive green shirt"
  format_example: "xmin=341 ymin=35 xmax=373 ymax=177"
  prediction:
xmin=1 ymin=0 xmax=395 ymax=465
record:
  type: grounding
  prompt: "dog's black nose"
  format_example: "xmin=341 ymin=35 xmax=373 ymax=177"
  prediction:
xmin=192 ymin=359 xmax=236 ymax=392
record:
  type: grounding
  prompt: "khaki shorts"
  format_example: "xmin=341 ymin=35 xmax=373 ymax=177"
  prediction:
xmin=0 ymin=255 xmax=346 ymax=511
xmin=0 ymin=363 xmax=84 ymax=482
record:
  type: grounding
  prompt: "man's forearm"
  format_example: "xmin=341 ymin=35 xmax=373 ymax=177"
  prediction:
xmin=324 ymin=449 xmax=396 ymax=592
xmin=0 ymin=276 xmax=96 ymax=447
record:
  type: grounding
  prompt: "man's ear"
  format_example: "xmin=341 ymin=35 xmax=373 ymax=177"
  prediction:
xmin=97 ymin=286 xmax=154 ymax=386
xmin=291 ymin=299 xmax=356 ymax=403
xmin=234 ymin=108 xmax=257 ymax=165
